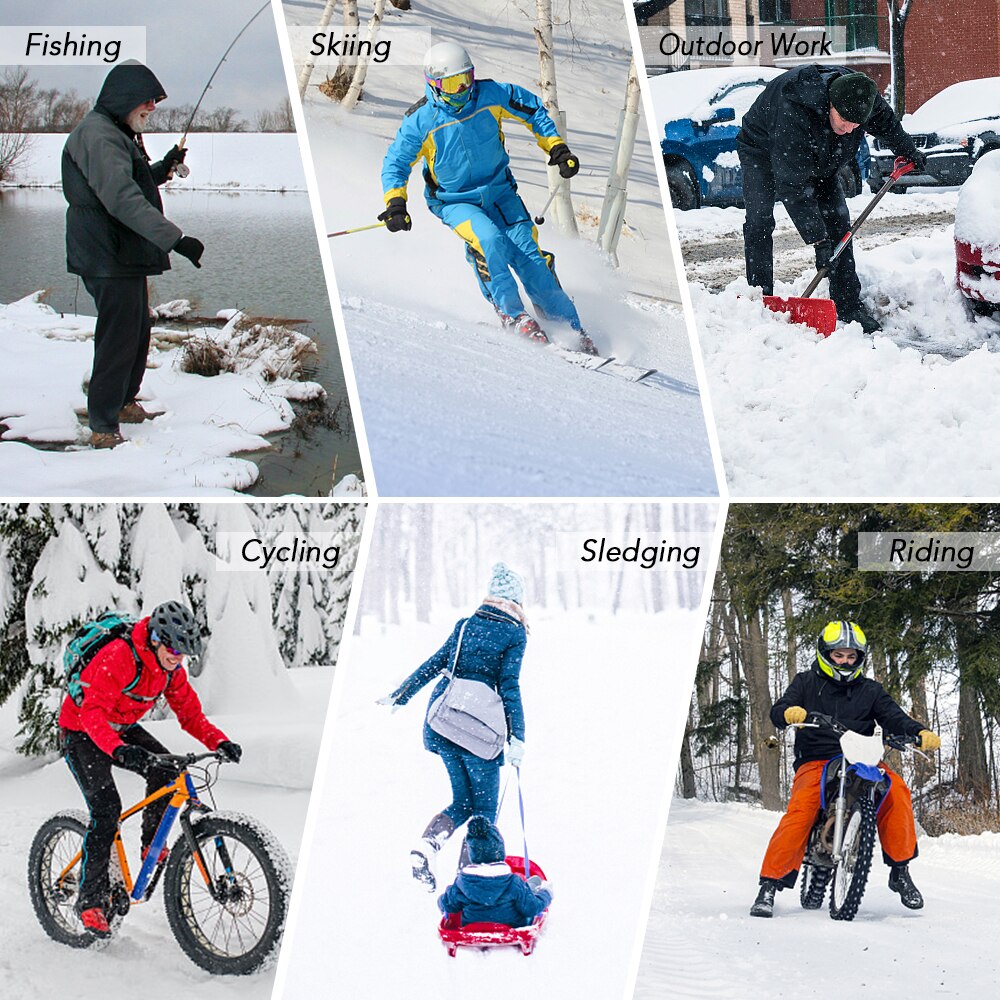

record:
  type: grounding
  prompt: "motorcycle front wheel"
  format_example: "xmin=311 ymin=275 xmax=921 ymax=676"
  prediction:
xmin=800 ymin=861 xmax=833 ymax=909
xmin=829 ymin=795 xmax=877 ymax=921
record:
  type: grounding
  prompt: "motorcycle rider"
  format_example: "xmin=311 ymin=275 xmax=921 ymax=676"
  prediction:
xmin=750 ymin=620 xmax=941 ymax=918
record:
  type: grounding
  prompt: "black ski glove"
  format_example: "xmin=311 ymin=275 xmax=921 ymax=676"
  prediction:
xmin=378 ymin=197 xmax=412 ymax=232
xmin=814 ymin=238 xmax=834 ymax=273
xmin=162 ymin=145 xmax=188 ymax=171
xmin=547 ymin=143 xmax=580 ymax=179
xmin=174 ymin=235 xmax=204 ymax=268
xmin=217 ymin=740 xmax=242 ymax=763
xmin=898 ymin=148 xmax=926 ymax=173
xmin=113 ymin=744 xmax=157 ymax=777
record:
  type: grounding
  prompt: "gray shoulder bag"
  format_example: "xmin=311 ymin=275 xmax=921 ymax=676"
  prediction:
xmin=427 ymin=619 xmax=508 ymax=760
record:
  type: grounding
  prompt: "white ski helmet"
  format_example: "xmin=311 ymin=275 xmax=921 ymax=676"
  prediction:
xmin=423 ymin=41 xmax=475 ymax=108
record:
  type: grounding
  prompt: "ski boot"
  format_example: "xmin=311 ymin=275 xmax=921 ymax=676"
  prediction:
xmin=496 ymin=310 xmax=550 ymax=345
xmin=410 ymin=812 xmax=455 ymax=892
xmin=888 ymin=864 xmax=924 ymax=909
xmin=749 ymin=879 xmax=778 ymax=918
xmin=576 ymin=331 xmax=599 ymax=356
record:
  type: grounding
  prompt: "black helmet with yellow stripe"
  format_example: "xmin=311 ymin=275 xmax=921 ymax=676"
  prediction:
xmin=816 ymin=620 xmax=867 ymax=684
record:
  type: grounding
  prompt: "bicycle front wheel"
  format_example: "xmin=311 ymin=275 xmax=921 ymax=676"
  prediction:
xmin=163 ymin=811 xmax=291 ymax=975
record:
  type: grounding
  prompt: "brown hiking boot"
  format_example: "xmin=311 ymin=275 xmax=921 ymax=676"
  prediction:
xmin=119 ymin=401 xmax=161 ymax=423
xmin=91 ymin=431 xmax=125 ymax=449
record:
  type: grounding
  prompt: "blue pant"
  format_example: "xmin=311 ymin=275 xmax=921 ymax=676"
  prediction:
xmin=439 ymin=752 xmax=500 ymax=827
xmin=434 ymin=187 xmax=582 ymax=329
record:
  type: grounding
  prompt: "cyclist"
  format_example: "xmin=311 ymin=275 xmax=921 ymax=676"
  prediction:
xmin=58 ymin=601 xmax=242 ymax=937
xmin=750 ymin=620 xmax=940 ymax=918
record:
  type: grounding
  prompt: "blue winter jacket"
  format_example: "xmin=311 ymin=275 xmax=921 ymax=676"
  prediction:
xmin=439 ymin=862 xmax=551 ymax=927
xmin=390 ymin=605 xmax=526 ymax=756
xmin=381 ymin=79 xmax=564 ymax=212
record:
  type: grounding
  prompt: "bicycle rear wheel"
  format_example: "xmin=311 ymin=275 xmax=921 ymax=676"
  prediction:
xmin=163 ymin=811 xmax=290 ymax=975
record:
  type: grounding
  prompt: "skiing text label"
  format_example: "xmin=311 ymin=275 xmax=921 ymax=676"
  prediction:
xmin=309 ymin=32 xmax=391 ymax=63
xmin=580 ymin=538 xmax=700 ymax=570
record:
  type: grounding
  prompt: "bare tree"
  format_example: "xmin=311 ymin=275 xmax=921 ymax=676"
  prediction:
xmin=0 ymin=69 xmax=37 ymax=182
xmin=342 ymin=0 xmax=387 ymax=112
xmin=886 ymin=0 xmax=915 ymax=117
xmin=597 ymin=56 xmax=641 ymax=263
xmin=319 ymin=0 xmax=360 ymax=102
xmin=298 ymin=0 xmax=340 ymax=97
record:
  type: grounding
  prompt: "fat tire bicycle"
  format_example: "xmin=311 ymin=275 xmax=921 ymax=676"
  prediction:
xmin=28 ymin=751 xmax=290 ymax=975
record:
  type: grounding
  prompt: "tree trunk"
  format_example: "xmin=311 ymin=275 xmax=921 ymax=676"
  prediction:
xmin=781 ymin=588 xmax=796 ymax=684
xmin=678 ymin=700 xmax=698 ymax=799
xmin=887 ymin=0 xmax=913 ymax=117
xmin=413 ymin=505 xmax=432 ymax=623
xmin=740 ymin=608 xmax=782 ymax=811
xmin=297 ymin=0 xmax=340 ymax=98
xmin=597 ymin=57 xmax=641 ymax=263
xmin=342 ymin=0 xmax=386 ymax=112
xmin=956 ymin=600 xmax=990 ymax=802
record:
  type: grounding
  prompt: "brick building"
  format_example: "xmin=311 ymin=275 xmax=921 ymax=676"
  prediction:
xmin=634 ymin=1 xmax=1000 ymax=112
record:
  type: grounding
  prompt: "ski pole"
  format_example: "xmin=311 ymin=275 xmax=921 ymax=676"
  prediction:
xmin=533 ymin=188 xmax=559 ymax=225
xmin=327 ymin=222 xmax=388 ymax=238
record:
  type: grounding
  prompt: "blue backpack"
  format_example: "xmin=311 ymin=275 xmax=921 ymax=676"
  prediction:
xmin=63 ymin=612 xmax=143 ymax=706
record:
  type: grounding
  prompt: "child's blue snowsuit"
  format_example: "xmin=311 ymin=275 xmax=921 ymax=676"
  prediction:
xmin=381 ymin=79 xmax=582 ymax=329
xmin=439 ymin=861 xmax=551 ymax=927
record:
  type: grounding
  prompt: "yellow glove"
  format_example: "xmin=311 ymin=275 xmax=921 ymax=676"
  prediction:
xmin=784 ymin=706 xmax=808 ymax=725
xmin=919 ymin=730 xmax=941 ymax=752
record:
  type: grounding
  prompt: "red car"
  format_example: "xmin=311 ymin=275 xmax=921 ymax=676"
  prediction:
xmin=955 ymin=149 xmax=1000 ymax=314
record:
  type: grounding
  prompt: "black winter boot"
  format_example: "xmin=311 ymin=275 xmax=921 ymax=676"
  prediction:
xmin=750 ymin=879 xmax=778 ymax=918
xmin=888 ymin=864 xmax=924 ymax=909
xmin=839 ymin=305 xmax=881 ymax=334
xmin=410 ymin=812 xmax=455 ymax=892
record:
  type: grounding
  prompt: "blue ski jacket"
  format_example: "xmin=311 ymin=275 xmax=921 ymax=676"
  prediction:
xmin=439 ymin=861 xmax=551 ymax=927
xmin=390 ymin=604 xmax=526 ymax=757
xmin=381 ymin=79 xmax=564 ymax=212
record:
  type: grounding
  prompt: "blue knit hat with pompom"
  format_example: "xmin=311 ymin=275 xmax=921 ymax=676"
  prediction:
xmin=488 ymin=562 xmax=524 ymax=605
xmin=466 ymin=815 xmax=506 ymax=864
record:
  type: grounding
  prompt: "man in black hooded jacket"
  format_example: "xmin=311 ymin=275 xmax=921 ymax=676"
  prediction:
xmin=737 ymin=65 xmax=923 ymax=333
xmin=62 ymin=61 xmax=205 ymax=449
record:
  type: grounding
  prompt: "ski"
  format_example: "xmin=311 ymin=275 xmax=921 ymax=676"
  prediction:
xmin=552 ymin=346 xmax=657 ymax=384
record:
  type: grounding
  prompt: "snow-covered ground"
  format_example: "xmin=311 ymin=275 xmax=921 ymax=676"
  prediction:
xmin=0 ymin=294 xmax=324 ymax=496
xmin=281 ymin=1 xmax=717 ymax=497
xmin=273 ymin=610 xmax=697 ymax=1000
xmin=633 ymin=798 xmax=1000 ymax=998
xmin=0 ymin=670 xmax=332 ymax=1000
xmin=2 ymin=133 xmax=307 ymax=192
xmin=689 ymin=207 xmax=1000 ymax=495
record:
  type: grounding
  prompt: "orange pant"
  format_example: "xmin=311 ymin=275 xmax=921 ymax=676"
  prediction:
xmin=760 ymin=758 xmax=917 ymax=884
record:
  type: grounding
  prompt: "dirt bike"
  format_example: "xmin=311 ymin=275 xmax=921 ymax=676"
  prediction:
xmin=794 ymin=713 xmax=921 ymax=921
xmin=28 ymin=751 xmax=290 ymax=974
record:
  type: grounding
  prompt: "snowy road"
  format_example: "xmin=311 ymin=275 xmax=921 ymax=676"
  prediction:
xmin=634 ymin=798 xmax=1000 ymax=999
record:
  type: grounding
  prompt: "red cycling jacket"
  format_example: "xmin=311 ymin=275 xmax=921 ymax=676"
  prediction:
xmin=58 ymin=617 xmax=227 ymax=757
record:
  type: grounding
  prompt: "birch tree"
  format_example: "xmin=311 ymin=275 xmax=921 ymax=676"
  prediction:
xmin=342 ymin=0 xmax=387 ymax=111
xmin=298 ymin=0 xmax=340 ymax=98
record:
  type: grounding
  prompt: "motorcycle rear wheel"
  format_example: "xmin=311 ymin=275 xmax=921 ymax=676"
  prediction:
xmin=829 ymin=796 xmax=876 ymax=921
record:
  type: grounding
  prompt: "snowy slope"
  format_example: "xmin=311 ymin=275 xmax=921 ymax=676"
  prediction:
xmin=281 ymin=1 xmax=716 ymax=497
xmin=273 ymin=610 xmax=698 ymax=1000
xmin=633 ymin=798 xmax=1000 ymax=998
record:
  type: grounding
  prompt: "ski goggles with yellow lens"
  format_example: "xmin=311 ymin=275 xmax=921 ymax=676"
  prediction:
xmin=426 ymin=68 xmax=474 ymax=96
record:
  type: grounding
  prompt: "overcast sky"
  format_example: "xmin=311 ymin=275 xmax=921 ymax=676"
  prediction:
xmin=0 ymin=0 xmax=289 ymax=117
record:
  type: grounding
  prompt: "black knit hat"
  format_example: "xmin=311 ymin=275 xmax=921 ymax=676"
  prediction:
xmin=828 ymin=72 xmax=877 ymax=124
xmin=466 ymin=815 xmax=505 ymax=864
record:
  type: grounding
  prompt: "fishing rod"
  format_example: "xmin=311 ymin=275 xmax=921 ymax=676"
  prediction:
xmin=172 ymin=0 xmax=271 ymax=177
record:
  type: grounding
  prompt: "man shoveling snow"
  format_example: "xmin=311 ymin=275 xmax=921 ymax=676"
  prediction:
xmin=737 ymin=65 xmax=924 ymax=333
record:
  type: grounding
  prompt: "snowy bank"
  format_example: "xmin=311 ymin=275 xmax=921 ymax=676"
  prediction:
xmin=2 ymin=132 xmax=307 ymax=192
xmin=0 ymin=293 xmax=325 ymax=496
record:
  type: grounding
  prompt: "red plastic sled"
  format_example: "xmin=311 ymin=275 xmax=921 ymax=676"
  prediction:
xmin=438 ymin=856 xmax=548 ymax=957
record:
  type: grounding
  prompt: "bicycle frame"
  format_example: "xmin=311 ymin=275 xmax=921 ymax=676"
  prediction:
xmin=57 ymin=760 xmax=225 ymax=906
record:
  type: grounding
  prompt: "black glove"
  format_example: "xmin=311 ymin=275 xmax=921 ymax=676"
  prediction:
xmin=113 ymin=744 xmax=157 ymax=776
xmin=162 ymin=144 xmax=188 ymax=171
xmin=217 ymin=740 xmax=242 ymax=763
xmin=814 ymin=238 xmax=834 ymax=273
xmin=898 ymin=148 xmax=926 ymax=173
xmin=547 ymin=143 xmax=580 ymax=179
xmin=173 ymin=235 xmax=204 ymax=268
xmin=377 ymin=197 xmax=411 ymax=233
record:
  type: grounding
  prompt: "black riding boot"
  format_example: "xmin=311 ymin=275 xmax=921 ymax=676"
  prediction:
xmin=888 ymin=864 xmax=924 ymax=909
xmin=750 ymin=879 xmax=779 ymax=918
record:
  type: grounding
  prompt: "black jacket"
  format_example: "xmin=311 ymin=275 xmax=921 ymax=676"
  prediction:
xmin=62 ymin=62 xmax=182 ymax=278
xmin=737 ymin=64 xmax=918 ymax=244
xmin=772 ymin=659 xmax=926 ymax=769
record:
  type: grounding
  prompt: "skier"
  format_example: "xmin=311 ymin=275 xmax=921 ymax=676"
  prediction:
xmin=62 ymin=60 xmax=205 ymax=449
xmin=438 ymin=815 xmax=552 ymax=927
xmin=378 ymin=562 xmax=528 ymax=892
xmin=750 ymin=620 xmax=940 ymax=918
xmin=379 ymin=40 xmax=596 ymax=355
xmin=59 ymin=601 xmax=241 ymax=936
xmin=737 ymin=66 xmax=925 ymax=333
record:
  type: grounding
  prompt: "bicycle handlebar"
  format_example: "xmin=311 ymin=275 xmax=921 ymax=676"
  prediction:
xmin=154 ymin=751 xmax=225 ymax=768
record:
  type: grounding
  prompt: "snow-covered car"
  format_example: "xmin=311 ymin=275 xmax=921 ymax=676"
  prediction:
xmin=955 ymin=149 xmax=1000 ymax=313
xmin=649 ymin=67 xmax=868 ymax=210
xmin=869 ymin=77 xmax=1000 ymax=191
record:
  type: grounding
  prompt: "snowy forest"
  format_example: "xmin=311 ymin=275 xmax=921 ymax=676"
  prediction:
xmin=358 ymin=502 xmax=716 ymax=625
xmin=679 ymin=503 xmax=1000 ymax=836
xmin=0 ymin=502 xmax=363 ymax=756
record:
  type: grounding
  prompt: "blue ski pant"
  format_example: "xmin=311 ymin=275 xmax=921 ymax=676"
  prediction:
xmin=435 ymin=188 xmax=582 ymax=330
xmin=439 ymin=751 xmax=500 ymax=828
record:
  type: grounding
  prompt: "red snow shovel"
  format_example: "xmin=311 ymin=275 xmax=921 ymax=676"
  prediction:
xmin=763 ymin=157 xmax=917 ymax=336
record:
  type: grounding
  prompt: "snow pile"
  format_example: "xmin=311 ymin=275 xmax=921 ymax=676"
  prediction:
xmin=634 ymin=798 xmax=1000 ymax=998
xmin=151 ymin=299 xmax=193 ymax=320
xmin=0 ymin=293 xmax=324 ymax=496
xmin=4 ymin=133 xmax=308 ymax=192
xmin=954 ymin=150 xmax=1000 ymax=255
xmin=698 ymin=224 xmax=1000 ymax=495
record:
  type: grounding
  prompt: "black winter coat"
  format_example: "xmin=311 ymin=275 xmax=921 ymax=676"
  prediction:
xmin=737 ymin=64 xmax=919 ymax=244
xmin=772 ymin=659 xmax=926 ymax=770
xmin=62 ymin=63 xmax=182 ymax=277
